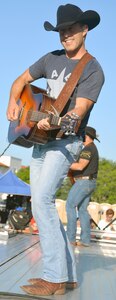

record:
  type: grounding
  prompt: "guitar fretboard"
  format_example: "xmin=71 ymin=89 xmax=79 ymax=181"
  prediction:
xmin=29 ymin=110 xmax=60 ymax=126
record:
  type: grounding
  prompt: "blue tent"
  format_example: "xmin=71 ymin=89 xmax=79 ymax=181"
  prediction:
xmin=0 ymin=169 xmax=31 ymax=196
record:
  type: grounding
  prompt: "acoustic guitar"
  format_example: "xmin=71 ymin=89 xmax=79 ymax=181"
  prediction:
xmin=8 ymin=84 xmax=80 ymax=148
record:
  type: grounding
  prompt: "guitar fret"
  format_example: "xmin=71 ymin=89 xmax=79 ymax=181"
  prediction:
xmin=28 ymin=110 xmax=60 ymax=126
xmin=51 ymin=115 xmax=59 ymax=125
xmin=30 ymin=111 xmax=48 ymax=122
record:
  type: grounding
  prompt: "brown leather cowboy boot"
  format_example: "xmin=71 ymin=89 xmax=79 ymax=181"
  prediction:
xmin=21 ymin=279 xmax=66 ymax=296
xmin=28 ymin=278 xmax=78 ymax=289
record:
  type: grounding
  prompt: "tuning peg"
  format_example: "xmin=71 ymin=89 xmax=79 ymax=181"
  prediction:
xmin=71 ymin=113 xmax=80 ymax=120
xmin=64 ymin=130 xmax=76 ymax=136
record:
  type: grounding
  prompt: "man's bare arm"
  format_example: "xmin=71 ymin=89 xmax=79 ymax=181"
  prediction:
xmin=6 ymin=69 xmax=34 ymax=121
xmin=68 ymin=97 xmax=94 ymax=120
xmin=70 ymin=158 xmax=89 ymax=171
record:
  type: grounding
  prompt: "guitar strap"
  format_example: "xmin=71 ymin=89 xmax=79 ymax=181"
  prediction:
xmin=52 ymin=52 xmax=93 ymax=115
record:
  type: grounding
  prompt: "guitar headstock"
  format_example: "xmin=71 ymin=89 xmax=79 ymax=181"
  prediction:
xmin=61 ymin=113 xmax=81 ymax=135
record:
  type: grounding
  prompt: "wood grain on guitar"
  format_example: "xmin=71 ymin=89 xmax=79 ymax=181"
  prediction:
xmin=8 ymin=84 xmax=80 ymax=148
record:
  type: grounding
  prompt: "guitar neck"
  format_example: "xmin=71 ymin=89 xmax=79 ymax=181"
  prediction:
xmin=29 ymin=110 xmax=61 ymax=126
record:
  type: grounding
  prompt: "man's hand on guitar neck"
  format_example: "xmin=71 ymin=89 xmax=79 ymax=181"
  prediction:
xmin=36 ymin=112 xmax=81 ymax=134
xmin=37 ymin=117 xmax=51 ymax=130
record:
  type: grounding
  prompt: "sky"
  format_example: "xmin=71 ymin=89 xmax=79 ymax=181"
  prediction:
xmin=0 ymin=0 xmax=115 ymax=166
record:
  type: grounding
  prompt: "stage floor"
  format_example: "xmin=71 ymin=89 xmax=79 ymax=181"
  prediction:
xmin=0 ymin=232 xmax=116 ymax=300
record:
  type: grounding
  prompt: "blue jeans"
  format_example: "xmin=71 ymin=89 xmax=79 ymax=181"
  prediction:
xmin=66 ymin=179 xmax=96 ymax=245
xmin=30 ymin=136 xmax=83 ymax=283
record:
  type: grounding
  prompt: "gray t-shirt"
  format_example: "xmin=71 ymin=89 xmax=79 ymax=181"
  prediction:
xmin=29 ymin=49 xmax=105 ymax=137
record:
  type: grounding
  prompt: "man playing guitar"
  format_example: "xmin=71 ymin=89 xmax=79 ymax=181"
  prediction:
xmin=6 ymin=3 xmax=104 ymax=297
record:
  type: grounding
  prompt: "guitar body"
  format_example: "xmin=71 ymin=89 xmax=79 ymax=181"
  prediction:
xmin=8 ymin=84 xmax=62 ymax=147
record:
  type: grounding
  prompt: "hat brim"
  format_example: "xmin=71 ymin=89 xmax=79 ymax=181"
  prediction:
xmin=44 ymin=10 xmax=100 ymax=32
xmin=86 ymin=132 xmax=100 ymax=142
xmin=95 ymin=137 xmax=100 ymax=142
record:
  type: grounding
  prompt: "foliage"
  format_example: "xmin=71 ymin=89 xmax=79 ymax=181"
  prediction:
xmin=91 ymin=159 xmax=116 ymax=204
xmin=16 ymin=167 xmax=30 ymax=184
xmin=56 ymin=158 xmax=116 ymax=204
xmin=17 ymin=159 xmax=116 ymax=204
xmin=56 ymin=177 xmax=72 ymax=200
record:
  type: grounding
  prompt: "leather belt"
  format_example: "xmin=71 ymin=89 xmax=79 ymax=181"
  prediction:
xmin=74 ymin=175 xmax=96 ymax=180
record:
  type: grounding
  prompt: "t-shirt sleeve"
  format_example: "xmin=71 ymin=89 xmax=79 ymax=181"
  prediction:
xmin=76 ymin=59 xmax=105 ymax=103
xmin=80 ymin=149 xmax=92 ymax=161
xmin=29 ymin=54 xmax=48 ymax=80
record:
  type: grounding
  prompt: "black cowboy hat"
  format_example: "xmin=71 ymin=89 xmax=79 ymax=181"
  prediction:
xmin=44 ymin=4 xmax=100 ymax=32
xmin=85 ymin=126 xmax=100 ymax=142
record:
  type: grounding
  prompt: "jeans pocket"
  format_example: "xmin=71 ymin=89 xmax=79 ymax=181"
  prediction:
xmin=66 ymin=138 xmax=83 ymax=161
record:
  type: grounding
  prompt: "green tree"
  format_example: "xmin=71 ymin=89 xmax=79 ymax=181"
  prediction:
xmin=17 ymin=166 xmax=30 ymax=184
xmin=56 ymin=178 xmax=72 ymax=200
xmin=56 ymin=158 xmax=116 ymax=204
xmin=16 ymin=159 xmax=116 ymax=204
xmin=91 ymin=159 xmax=116 ymax=204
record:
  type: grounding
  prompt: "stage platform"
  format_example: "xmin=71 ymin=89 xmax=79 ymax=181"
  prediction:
xmin=0 ymin=231 xmax=116 ymax=300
